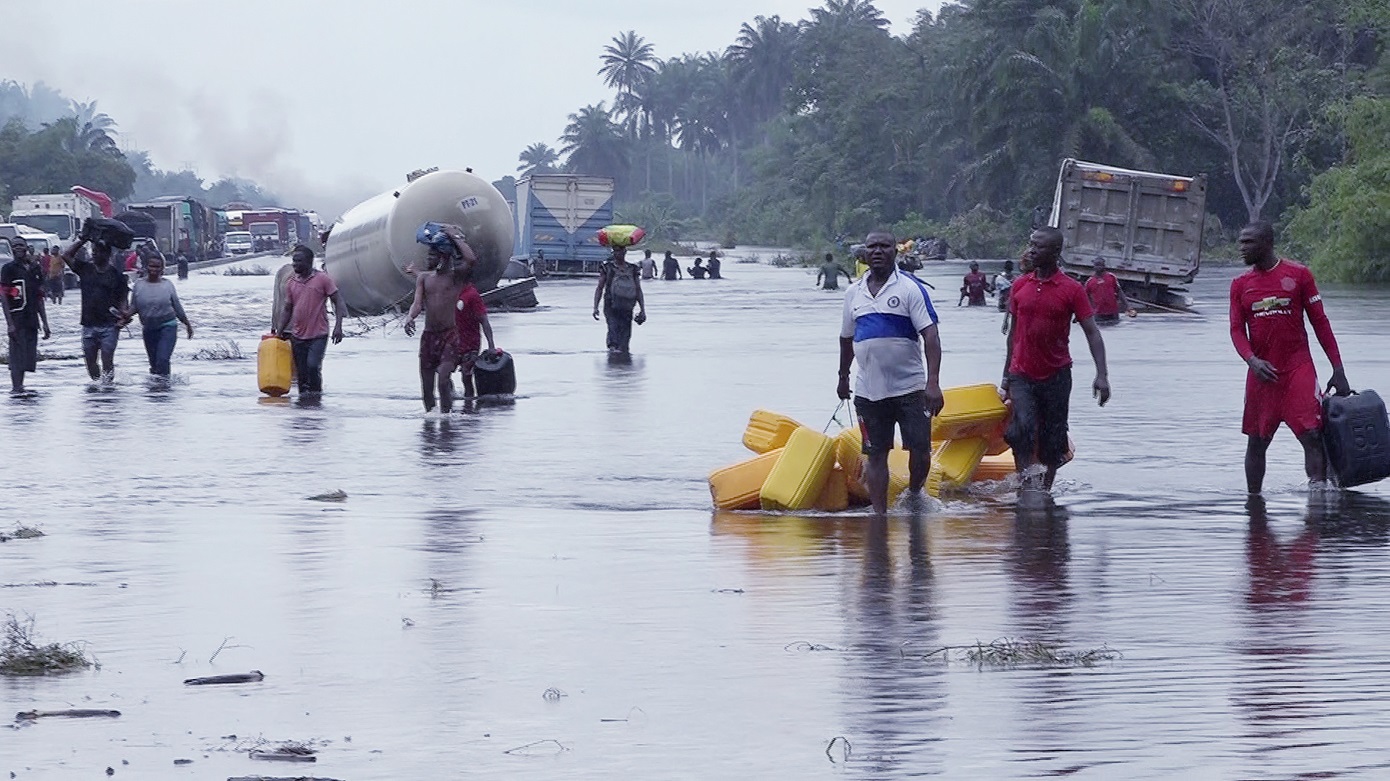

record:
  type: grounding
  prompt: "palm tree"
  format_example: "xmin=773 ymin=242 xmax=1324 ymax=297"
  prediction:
xmin=808 ymin=0 xmax=889 ymax=34
xmin=599 ymin=31 xmax=658 ymax=132
xmin=727 ymin=16 xmax=800 ymax=126
xmin=517 ymin=142 xmax=560 ymax=176
xmin=560 ymin=103 xmax=628 ymax=182
xmin=70 ymin=99 xmax=120 ymax=153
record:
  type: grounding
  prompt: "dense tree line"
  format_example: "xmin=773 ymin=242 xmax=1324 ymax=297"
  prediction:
xmin=525 ymin=0 xmax=1387 ymax=269
xmin=0 ymin=80 xmax=277 ymax=214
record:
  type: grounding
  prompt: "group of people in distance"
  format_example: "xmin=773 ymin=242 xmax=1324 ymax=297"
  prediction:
xmin=836 ymin=221 xmax=1351 ymax=515
xmin=633 ymin=248 xmax=723 ymax=282
xmin=2 ymin=228 xmax=194 ymax=395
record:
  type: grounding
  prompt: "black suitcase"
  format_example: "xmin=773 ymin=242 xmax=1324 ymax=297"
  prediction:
xmin=1323 ymin=389 xmax=1390 ymax=487
xmin=473 ymin=350 xmax=516 ymax=396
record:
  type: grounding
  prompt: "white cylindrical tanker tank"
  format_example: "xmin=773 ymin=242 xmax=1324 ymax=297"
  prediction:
xmin=322 ymin=170 xmax=513 ymax=315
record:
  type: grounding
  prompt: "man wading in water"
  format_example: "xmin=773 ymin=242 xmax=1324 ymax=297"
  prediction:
xmin=1229 ymin=221 xmax=1350 ymax=494
xmin=63 ymin=224 xmax=130 ymax=382
xmin=276 ymin=245 xmax=345 ymax=396
xmin=404 ymin=224 xmax=476 ymax=413
xmin=837 ymin=230 xmax=944 ymax=515
xmin=1003 ymin=226 xmax=1111 ymax=490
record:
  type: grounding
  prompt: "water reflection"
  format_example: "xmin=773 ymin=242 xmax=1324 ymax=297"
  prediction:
xmin=1009 ymin=492 xmax=1073 ymax=635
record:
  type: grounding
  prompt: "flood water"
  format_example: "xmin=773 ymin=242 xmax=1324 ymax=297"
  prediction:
xmin=4 ymin=251 xmax=1390 ymax=779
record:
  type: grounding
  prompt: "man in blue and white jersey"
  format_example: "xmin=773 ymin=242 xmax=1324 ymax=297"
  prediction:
xmin=837 ymin=230 xmax=945 ymax=515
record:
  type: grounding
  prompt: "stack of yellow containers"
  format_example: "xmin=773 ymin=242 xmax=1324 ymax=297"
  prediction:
xmin=708 ymin=384 xmax=1020 ymax=511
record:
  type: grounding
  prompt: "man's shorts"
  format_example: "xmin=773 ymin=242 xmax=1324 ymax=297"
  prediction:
xmin=1005 ymin=367 xmax=1072 ymax=468
xmin=854 ymin=390 xmax=932 ymax=456
xmin=1244 ymin=361 xmax=1321 ymax=439
xmin=7 ymin=326 xmax=39 ymax=373
xmin=81 ymin=325 xmax=119 ymax=354
xmin=419 ymin=328 xmax=460 ymax=373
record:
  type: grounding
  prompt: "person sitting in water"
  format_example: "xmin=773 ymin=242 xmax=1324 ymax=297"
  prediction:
xmin=688 ymin=257 xmax=709 ymax=280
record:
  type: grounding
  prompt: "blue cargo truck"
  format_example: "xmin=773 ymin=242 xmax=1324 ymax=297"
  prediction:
xmin=512 ymin=174 xmax=614 ymax=275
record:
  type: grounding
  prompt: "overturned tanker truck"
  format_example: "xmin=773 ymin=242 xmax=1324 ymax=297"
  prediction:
xmin=273 ymin=169 xmax=537 ymax=320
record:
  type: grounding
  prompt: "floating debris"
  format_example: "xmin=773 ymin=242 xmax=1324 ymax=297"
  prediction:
xmin=185 ymin=671 xmax=265 ymax=686
xmin=249 ymin=746 xmax=316 ymax=763
xmin=541 ymin=687 xmax=567 ymax=702
xmin=1 ymin=614 xmax=92 ymax=676
xmin=15 ymin=709 xmax=120 ymax=721
xmin=503 ymin=739 xmax=569 ymax=756
xmin=306 ymin=490 xmax=348 ymax=502
xmin=228 ymin=776 xmax=344 ymax=781
xmin=190 ymin=339 xmax=246 ymax=361
xmin=919 ymin=638 xmax=1122 ymax=669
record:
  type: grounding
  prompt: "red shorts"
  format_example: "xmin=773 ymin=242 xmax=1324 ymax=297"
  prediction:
xmin=419 ymin=329 xmax=459 ymax=373
xmin=1243 ymin=361 xmax=1322 ymax=439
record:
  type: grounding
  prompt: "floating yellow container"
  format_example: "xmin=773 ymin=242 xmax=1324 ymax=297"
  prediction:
xmin=743 ymin=410 xmax=804 ymax=454
xmin=887 ymin=448 xmax=912 ymax=504
xmin=761 ymin=428 xmax=836 ymax=511
xmin=933 ymin=384 xmax=1009 ymax=441
xmin=709 ymin=448 xmax=784 ymax=510
xmin=928 ymin=437 xmax=990 ymax=494
xmin=973 ymin=451 xmax=1016 ymax=482
xmin=814 ymin=467 xmax=850 ymax=512
xmin=834 ymin=427 xmax=867 ymax=501
xmin=257 ymin=335 xmax=292 ymax=397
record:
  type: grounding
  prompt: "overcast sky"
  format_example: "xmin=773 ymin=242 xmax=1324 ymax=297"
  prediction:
xmin=8 ymin=0 xmax=945 ymax=219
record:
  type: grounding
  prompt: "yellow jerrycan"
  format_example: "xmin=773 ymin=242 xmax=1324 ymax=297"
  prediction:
xmin=258 ymin=334 xmax=293 ymax=396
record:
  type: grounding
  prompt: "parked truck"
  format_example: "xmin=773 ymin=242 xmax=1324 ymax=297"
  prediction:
xmin=1048 ymin=158 xmax=1207 ymax=312
xmin=512 ymin=174 xmax=615 ymax=275
xmin=124 ymin=196 xmax=222 ymax=260
xmin=240 ymin=209 xmax=295 ymax=251
xmin=8 ymin=187 xmax=111 ymax=251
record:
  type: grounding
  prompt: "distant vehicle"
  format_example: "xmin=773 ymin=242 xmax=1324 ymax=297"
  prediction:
xmin=512 ymin=174 xmax=615 ymax=275
xmin=0 ymin=223 xmax=62 ymax=255
xmin=8 ymin=187 xmax=111 ymax=251
xmin=124 ymin=196 xmax=222 ymax=260
xmin=224 ymin=231 xmax=255 ymax=255
xmin=241 ymin=209 xmax=295 ymax=250
xmin=1048 ymin=158 xmax=1207 ymax=312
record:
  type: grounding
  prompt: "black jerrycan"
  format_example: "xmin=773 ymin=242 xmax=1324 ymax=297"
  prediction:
xmin=473 ymin=350 xmax=516 ymax=396
xmin=1322 ymin=389 xmax=1390 ymax=487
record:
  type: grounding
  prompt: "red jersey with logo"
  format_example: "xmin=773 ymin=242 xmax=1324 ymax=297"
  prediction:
xmin=1229 ymin=259 xmax=1341 ymax=374
xmin=454 ymin=283 xmax=487 ymax=353
xmin=1084 ymin=272 xmax=1122 ymax=316
xmin=1008 ymin=270 xmax=1095 ymax=381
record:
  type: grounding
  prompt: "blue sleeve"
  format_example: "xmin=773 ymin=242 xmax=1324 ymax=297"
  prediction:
xmin=902 ymin=273 xmax=939 ymax=328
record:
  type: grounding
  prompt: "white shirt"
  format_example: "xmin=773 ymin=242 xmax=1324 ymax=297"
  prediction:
xmin=840 ymin=270 xmax=939 ymax=401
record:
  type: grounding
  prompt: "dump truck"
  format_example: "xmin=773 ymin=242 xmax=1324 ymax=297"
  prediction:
xmin=1048 ymin=158 xmax=1207 ymax=312
xmin=512 ymin=174 xmax=614 ymax=275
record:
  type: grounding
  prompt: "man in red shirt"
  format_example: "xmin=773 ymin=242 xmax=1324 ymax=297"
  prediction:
xmin=1003 ymin=227 xmax=1111 ymax=490
xmin=275 ymin=245 xmax=345 ymax=396
xmin=1229 ymin=221 xmax=1350 ymax=494
xmin=1084 ymin=257 xmax=1135 ymax=322
xmin=455 ymin=260 xmax=498 ymax=398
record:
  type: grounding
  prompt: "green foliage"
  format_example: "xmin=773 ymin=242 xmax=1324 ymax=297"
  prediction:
xmin=1287 ymin=98 xmax=1390 ymax=281
xmin=942 ymin=204 xmax=1019 ymax=259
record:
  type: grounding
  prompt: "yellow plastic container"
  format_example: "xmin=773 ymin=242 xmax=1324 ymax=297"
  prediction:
xmin=933 ymin=384 xmax=1009 ymax=441
xmin=258 ymin=334 xmax=292 ymax=396
xmin=887 ymin=448 xmax=912 ymax=504
xmin=834 ymin=427 xmax=867 ymax=502
xmin=760 ymin=428 xmax=836 ymax=511
xmin=973 ymin=450 xmax=1016 ymax=482
xmin=709 ymin=449 xmax=783 ymax=510
xmin=743 ymin=410 xmax=804 ymax=454
xmin=814 ymin=467 xmax=850 ymax=512
xmin=928 ymin=437 xmax=990 ymax=495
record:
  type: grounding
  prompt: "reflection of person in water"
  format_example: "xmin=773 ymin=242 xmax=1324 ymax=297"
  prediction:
xmin=1244 ymin=496 xmax=1317 ymax=608
xmin=1008 ymin=494 xmax=1072 ymax=634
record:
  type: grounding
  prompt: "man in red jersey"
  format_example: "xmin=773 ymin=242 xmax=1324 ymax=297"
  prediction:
xmin=1084 ymin=257 xmax=1136 ymax=322
xmin=1003 ymin=227 xmax=1111 ymax=490
xmin=1230 ymin=221 xmax=1350 ymax=494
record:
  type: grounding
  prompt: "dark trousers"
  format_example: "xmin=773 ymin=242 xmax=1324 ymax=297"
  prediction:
xmin=604 ymin=304 xmax=634 ymax=353
xmin=8 ymin=325 xmax=39 ymax=388
xmin=1004 ymin=367 xmax=1072 ymax=467
xmin=142 ymin=324 xmax=178 ymax=376
xmin=290 ymin=336 xmax=328 ymax=393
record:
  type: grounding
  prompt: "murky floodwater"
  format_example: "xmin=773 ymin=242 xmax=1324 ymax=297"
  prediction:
xmin=4 ymin=252 xmax=1390 ymax=779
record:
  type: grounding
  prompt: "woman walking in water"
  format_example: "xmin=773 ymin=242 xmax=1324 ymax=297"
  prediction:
xmin=128 ymin=254 xmax=193 ymax=377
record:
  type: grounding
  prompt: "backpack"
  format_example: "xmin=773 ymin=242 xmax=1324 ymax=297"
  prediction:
xmin=606 ymin=262 xmax=639 ymax=306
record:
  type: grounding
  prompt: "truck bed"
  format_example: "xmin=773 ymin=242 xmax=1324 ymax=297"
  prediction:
xmin=1049 ymin=159 xmax=1206 ymax=289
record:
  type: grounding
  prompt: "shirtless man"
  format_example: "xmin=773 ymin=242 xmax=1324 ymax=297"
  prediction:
xmin=404 ymin=224 xmax=477 ymax=413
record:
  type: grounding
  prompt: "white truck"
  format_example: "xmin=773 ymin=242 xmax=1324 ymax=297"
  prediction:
xmin=1048 ymin=159 xmax=1207 ymax=312
xmin=8 ymin=188 xmax=109 ymax=252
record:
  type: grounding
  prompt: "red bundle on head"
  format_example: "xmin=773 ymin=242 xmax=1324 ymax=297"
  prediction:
xmin=597 ymin=224 xmax=645 ymax=248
